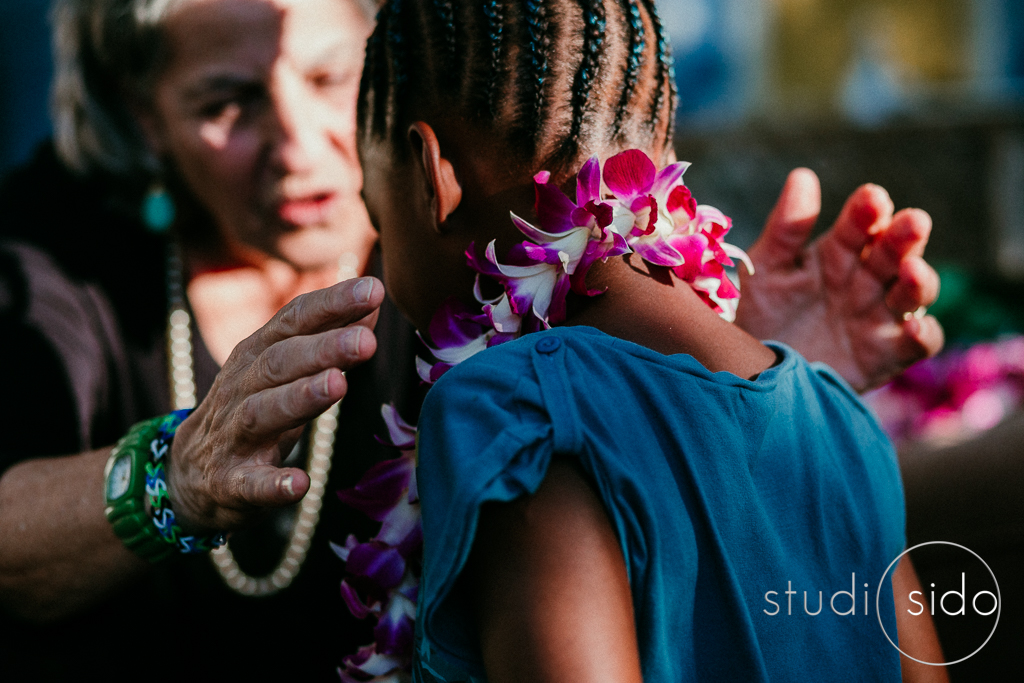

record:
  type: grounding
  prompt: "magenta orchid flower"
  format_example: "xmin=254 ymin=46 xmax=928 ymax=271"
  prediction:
xmin=603 ymin=150 xmax=694 ymax=265
xmin=517 ymin=162 xmax=630 ymax=297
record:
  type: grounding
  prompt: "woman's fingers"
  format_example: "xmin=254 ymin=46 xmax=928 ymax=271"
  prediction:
xmin=864 ymin=208 xmax=932 ymax=283
xmin=886 ymin=255 xmax=941 ymax=316
xmin=816 ymin=184 xmax=895 ymax=290
xmin=252 ymin=324 xmax=377 ymax=390
xmin=835 ymin=184 xmax=894 ymax=248
xmin=749 ymin=168 xmax=821 ymax=271
xmin=245 ymin=277 xmax=384 ymax=358
xmin=898 ymin=314 xmax=945 ymax=366
xmin=238 ymin=368 xmax=348 ymax=440
xmin=230 ymin=464 xmax=311 ymax=509
xmin=167 ymin=278 xmax=385 ymax=530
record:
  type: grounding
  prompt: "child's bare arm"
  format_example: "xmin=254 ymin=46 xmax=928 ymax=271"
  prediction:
xmin=893 ymin=556 xmax=950 ymax=683
xmin=466 ymin=458 xmax=643 ymax=683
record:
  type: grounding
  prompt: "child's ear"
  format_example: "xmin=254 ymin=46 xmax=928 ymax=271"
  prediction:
xmin=408 ymin=122 xmax=463 ymax=232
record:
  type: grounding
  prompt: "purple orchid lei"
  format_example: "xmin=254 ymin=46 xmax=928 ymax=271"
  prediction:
xmin=333 ymin=404 xmax=420 ymax=682
xmin=334 ymin=149 xmax=749 ymax=681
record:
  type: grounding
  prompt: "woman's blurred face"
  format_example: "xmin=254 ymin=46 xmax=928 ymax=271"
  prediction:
xmin=143 ymin=0 xmax=373 ymax=269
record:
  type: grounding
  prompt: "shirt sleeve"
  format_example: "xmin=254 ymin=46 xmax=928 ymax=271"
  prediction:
xmin=414 ymin=338 xmax=560 ymax=678
xmin=0 ymin=242 xmax=124 ymax=471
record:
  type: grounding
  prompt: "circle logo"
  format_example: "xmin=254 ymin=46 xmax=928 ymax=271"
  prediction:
xmin=876 ymin=541 xmax=1000 ymax=666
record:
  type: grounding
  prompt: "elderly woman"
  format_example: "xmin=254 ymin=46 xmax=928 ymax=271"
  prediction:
xmin=0 ymin=0 xmax=940 ymax=680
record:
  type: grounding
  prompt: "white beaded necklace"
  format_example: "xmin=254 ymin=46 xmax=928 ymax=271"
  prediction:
xmin=167 ymin=248 xmax=347 ymax=596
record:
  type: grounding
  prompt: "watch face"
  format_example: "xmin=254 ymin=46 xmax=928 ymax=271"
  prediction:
xmin=107 ymin=455 xmax=132 ymax=501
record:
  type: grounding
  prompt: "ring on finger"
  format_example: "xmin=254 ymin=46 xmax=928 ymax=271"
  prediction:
xmin=902 ymin=306 xmax=928 ymax=322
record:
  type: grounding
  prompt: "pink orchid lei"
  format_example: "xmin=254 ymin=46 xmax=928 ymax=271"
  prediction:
xmin=334 ymin=149 xmax=749 ymax=681
xmin=417 ymin=149 xmax=753 ymax=382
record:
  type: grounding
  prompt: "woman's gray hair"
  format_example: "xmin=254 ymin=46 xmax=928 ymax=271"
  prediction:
xmin=51 ymin=0 xmax=184 ymax=175
xmin=50 ymin=0 xmax=379 ymax=177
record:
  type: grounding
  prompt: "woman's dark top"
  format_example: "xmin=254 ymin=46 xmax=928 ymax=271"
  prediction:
xmin=0 ymin=144 xmax=422 ymax=682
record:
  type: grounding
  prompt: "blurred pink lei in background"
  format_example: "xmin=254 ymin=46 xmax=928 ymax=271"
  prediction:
xmin=867 ymin=335 xmax=1024 ymax=449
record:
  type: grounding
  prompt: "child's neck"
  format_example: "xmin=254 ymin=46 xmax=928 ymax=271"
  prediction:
xmin=565 ymin=256 xmax=777 ymax=381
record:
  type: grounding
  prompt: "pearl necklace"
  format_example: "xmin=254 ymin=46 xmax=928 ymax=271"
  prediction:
xmin=167 ymin=248 xmax=344 ymax=596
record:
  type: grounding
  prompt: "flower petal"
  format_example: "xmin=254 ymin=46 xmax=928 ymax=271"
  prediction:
xmin=380 ymin=404 xmax=416 ymax=449
xmin=603 ymin=149 xmax=656 ymax=199
xmin=651 ymin=160 xmax=690 ymax=199
xmin=330 ymin=535 xmax=359 ymax=562
xmin=374 ymin=590 xmax=417 ymax=655
xmin=341 ymin=579 xmax=377 ymax=620
xmin=483 ymin=294 xmax=521 ymax=334
xmin=571 ymin=230 xmax=631 ymax=296
xmin=340 ymin=645 xmax=407 ymax=679
xmin=722 ymin=243 xmax=754 ymax=275
xmin=667 ymin=185 xmax=697 ymax=222
xmin=546 ymin=274 xmax=572 ymax=325
xmin=346 ymin=542 xmax=406 ymax=590
xmin=376 ymin=495 xmax=422 ymax=553
xmin=628 ymin=195 xmax=658 ymax=236
xmin=534 ymin=178 xmax=579 ymax=234
xmin=632 ymin=237 xmax=684 ymax=267
xmin=429 ymin=362 xmax=454 ymax=383
xmin=576 ymin=156 xmax=602 ymax=205
xmin=415 ymin=356 xmax=434 ymax=383
xmin=668 ymin=233 xmax=710 ymax=281
xmin=425 ymin=297 xmax=489 ymax=351
xmin=337 ymin=456 xmax=415 ymax=521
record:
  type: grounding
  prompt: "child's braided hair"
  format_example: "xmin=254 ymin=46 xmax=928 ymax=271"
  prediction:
xmin=358 ymin=0 xmax=677 ymax=174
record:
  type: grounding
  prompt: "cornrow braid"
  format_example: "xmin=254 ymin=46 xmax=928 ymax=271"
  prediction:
xmin=567 ymin=0 xmax=607 ymax=154
xmin=522 ymin=0 xmax=551 ymax=148
xmin=431 ymin=0 xmax=458 ymax=85
xmin=387 ymin=0 xmax=408 ymax=120
xmin=481 ymin=0 xmax=504 ymax=118
xmin=359 ymin=0 xmax=677 ymax=171
xmin=640 ymin=0 xmax=671 ymax=142
xmin=613 ymin=0 xmax=645 ymax=136
xmin=365 ymin=7 xmax=390 ymax=140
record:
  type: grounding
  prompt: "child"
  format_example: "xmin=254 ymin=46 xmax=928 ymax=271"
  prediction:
xmin=354 ymin=0 xmax=945 ymax=681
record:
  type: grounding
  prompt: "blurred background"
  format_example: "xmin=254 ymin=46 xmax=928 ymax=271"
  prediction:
xmin=9 ymin=0 xmax=1022 ymax=342
xmin=1 ymin=0 xmax=1021 ymax=678
xmin=663 ymin=0 xmax=1024 ymax=329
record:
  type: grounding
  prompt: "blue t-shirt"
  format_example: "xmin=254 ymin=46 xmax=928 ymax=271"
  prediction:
xmin=414 ymin=327 xmax=905 ymax=682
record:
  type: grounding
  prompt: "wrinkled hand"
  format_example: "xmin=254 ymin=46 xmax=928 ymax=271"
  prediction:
xmin=735 ymin=169 xmax=943 ymax=392
xmin=167 ymin=277 xmax=384 ymax=532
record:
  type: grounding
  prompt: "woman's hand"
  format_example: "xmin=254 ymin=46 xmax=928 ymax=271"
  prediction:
xmin=167 ymin=276 xmax=384 ymax=532
xmin=735 ymin=169 xmax=943 ymax=392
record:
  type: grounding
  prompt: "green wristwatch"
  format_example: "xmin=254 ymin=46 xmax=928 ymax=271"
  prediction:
xmin=103 ymin=417 xmax=175 ymax=563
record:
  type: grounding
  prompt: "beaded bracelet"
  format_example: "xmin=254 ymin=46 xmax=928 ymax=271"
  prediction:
xmin=144 ymin=409 xmax=227 ymax=554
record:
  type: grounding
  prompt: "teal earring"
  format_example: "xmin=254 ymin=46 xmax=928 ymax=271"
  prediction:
xmin=142 ymin=183 xmax=176 ymax=233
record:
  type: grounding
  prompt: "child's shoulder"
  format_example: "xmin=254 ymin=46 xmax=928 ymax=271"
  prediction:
xmin=428 ymin=325 xmax=824 ymax=399
xmin=427 ymin=327 xmax=606 ymax=392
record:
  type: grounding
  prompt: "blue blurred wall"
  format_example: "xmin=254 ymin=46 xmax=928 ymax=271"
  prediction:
xmin=0 ymin=0 xmax=53 ymax=175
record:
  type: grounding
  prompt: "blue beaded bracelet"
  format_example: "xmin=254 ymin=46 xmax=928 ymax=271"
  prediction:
xmin=144 ymin=409 xmax=227 ymax=554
